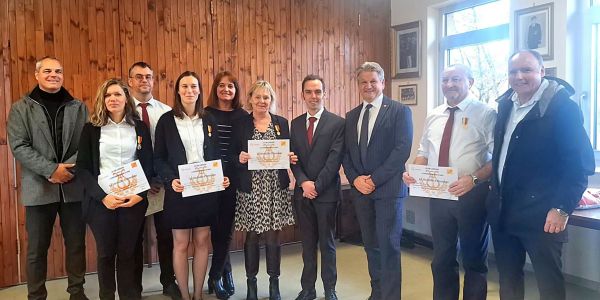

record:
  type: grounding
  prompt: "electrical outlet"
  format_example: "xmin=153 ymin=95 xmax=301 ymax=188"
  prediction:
xmin=406 ymin=209 xmax=415 ymax=224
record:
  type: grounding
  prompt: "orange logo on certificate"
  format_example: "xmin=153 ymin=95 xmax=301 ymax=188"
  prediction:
xmin=213 ymin=161 xmax=219 ymax=167
xmin=131 ymin=161 xmax=137 ymax=168
xmin=446 ymin=169 xmax=454 ymax=175
xmin=280 ymin=140 xmax=287 ymax=146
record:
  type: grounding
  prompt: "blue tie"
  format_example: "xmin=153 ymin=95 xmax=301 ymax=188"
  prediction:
xmin=359 ymin=104 xmax=373 ymax=167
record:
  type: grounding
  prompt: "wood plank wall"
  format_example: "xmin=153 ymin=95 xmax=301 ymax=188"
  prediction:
xmin=0 ymin=0 xmax=390 ymax=287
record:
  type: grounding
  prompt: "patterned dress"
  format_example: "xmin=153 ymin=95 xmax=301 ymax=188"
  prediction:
xmin=235 ymin=123 xmax=295 ymax=233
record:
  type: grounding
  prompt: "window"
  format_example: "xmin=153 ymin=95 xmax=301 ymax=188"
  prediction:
xmin=591 ymin=1 xmax=600 ymax=149
xmin=439 ymin=0 xmax=510 ymax=105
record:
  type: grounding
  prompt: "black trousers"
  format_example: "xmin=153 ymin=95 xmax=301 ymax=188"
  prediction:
xmin=295 ymin=197 xmax=338 ymax=291
xmin=209 ymin=186 xmax=236 ymax=278
xmin=492 ymin=230 xmax=565 ymax=300
xmin=25 ymin=202 xmax=87 ymax=300
xmin=134 ymin=209 xmax=176 ymax=289
xmin=429 ymin=182 xmax=489 ymax=300
xmin=88 ymin=200 xmax=147 ymax=300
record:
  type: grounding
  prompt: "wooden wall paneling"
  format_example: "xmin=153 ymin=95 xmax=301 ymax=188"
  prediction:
xmin=0 ymin=0 xmax=392 ymax=287
xmin=155 ymin=0 xmax=168 ymax=105
xmin=199 ymin=0 xmax=214 ymax=101
xmin=0 ymin=0 xmax=18 ymax=287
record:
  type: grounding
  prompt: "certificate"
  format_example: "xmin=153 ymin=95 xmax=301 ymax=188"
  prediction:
xmin=408 ymin=164 xmax=458 ymax=200
xmin=247 ymin=139 xmax=290 ymax=170
xmin=178 ymin=160 xmax=225 ymax=198
xmin=98 ymin=160 xmax=150 ymax=197
xmin=145 ymin=186 xmax=164 ymax=216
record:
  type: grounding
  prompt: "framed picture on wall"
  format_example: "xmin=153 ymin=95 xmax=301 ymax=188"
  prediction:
xmin=392 ymin=21 xmax=421 ymax=79
xmin=398 ymin=84 xmax=417 ymax=105
xmin=545 ymin=67 xmax=557 ymax=77
xmin=514 ymin=3 xmax=554 ymax=60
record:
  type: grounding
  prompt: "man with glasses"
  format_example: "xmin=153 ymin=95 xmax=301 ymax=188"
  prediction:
xmin=403 ymin=64 xmax=495 ymax=300
xmin=127 ymin=62 xmax=180 ymax=299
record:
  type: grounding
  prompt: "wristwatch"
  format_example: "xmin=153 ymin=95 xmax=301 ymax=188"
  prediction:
xmin=554 ymin=208 xmax=569 ymax=218
xmin=470 ymin=174 xmax=479 ymax=185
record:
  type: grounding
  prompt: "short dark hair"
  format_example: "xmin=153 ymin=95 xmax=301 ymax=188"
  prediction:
xmin=509 ymin=50 xmax=544 ymax=67
xmin=301 ymin=74 xmax=326 ymax=91
xmin=207 ymin=71 xmax=242 ymax=109
xmin=172 ymin=71 xmax=204 ymax=119
xmin=128 ymin=61 xmax=153 ymax=77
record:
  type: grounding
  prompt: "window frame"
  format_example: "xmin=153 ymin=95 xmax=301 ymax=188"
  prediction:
xmin=438 ymin=0 xmax=509 ymax=105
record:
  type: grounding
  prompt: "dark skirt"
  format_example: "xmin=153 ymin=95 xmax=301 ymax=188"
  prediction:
xmin=164 ymin=188 xmax=219 ymax=229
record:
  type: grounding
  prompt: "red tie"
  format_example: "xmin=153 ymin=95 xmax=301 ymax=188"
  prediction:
xmin=307 ymin=117 xmax=317 ymax=146
xmin=438 ymin=107 xmax=458 ymax=167
xmin=139 ymin=103 xmax=150 ymax=129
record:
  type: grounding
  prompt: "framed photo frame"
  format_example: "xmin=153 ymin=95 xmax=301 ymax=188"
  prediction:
xmin=514 ymin=3 xmax=554 ymax=60
xmin=545 ymin=67 xmax=557 ymax=77
xmin=392 ymin=21 xmax=421 ymax=79
xmin=398 ymin=84 xmax=417 ymax=105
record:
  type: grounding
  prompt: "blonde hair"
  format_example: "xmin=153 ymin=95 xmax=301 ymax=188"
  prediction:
xmin=90 ymin=78 xmax=139 ymax=127
xmin=245 ymin=80 xmax=277 ymax=114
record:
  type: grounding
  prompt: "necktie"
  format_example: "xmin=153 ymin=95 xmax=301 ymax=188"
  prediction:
xmin=359 ymin=104 xmax=373 ymax=166
xmin=438 ymin=107 xmax=458 ymax=167
xmin=139 ymin=103 xmax=150 ymax=129
xmin=307 ymin=116 xmax=317 ymax=146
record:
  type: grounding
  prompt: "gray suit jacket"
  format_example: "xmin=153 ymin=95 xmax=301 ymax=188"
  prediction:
xmin=7 ymin=92 xmax=88 ymax=206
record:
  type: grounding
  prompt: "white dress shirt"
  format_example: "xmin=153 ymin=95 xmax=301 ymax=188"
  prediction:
xmin=99 ymin=118 xmax=137 ymax=177
xmin=174 ymin=114 xmax=205 ymax=163
xmin=498 ymin=79 xmax=549 ymax=182
xmin=305 ymin=106 xmax=325 ymax=134
xmin=357 ymin=93 xmax=384 ymax=145
xmin=134 ymin=97 xmax=172 ymax=145
xmin=417 ymin=96 xmax=496 ymax=177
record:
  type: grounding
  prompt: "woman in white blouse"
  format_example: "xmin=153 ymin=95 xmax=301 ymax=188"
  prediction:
xmin=154 ymin=71 xmax=230 ymax=300
xmin=76 ymin=78 xmax=154 ymax=300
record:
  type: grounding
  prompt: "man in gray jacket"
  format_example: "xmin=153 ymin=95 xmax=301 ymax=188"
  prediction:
xmin=8 ymin=57 xmax=89 ymax=300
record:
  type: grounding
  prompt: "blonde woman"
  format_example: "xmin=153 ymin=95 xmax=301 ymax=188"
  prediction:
xmin=233 ymin=80 xmax=297 ymax=300
xmin=76 ymin=78 xmax=153 ymax=300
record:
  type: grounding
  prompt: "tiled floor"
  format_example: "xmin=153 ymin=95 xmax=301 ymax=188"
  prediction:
xmin=0 ymin=242 xmax=598 ymax=299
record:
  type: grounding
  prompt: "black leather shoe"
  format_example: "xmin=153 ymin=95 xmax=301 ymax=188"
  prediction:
xmin=325 ymin=290 xmax=338 ymax=300
xmin=294 ymin=289 xmax=316 ymax=300
xmin=208 ymin=277 xmax=230 ymax=299
xmin=222 ymin=271 xmax=235 ymax=296
xmin=163 ymin=282 xmax=183 ymax=299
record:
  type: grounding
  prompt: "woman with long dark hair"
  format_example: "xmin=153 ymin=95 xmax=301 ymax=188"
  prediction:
xmin=154 ymin=71 xmax=229 ymax=300
xmin=204 ymin=71 xmax=248 ymax=299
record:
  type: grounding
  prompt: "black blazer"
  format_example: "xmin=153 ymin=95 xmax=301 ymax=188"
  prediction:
xmin=153 ymin=111 xmax=219 ymax=186
xmin=342 ymin=96 xmax=413 ymax=199
xmin=76 ymin=119 xmax=154 ymax=219
xmin=290 ymin=110 xmax=345 ymax=203
xmin=233 ymin=113 xmax=291 ymax=193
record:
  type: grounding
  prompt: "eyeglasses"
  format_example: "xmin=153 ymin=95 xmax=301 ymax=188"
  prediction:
xmin=131 ymin=74 xmax=153 ymax=81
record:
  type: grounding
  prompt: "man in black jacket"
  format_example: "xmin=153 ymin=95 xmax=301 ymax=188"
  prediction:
xmin=487 ymin=50 xmax=595 ymax=300
xmin=291 ymin=75 xmax=344 ymax=300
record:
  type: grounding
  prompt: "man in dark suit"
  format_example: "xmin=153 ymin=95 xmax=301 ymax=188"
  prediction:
xmin=488 ymin=50 xmax=594 ymax=300
xmin=290 ymin=75 xmax=345 ymax=300
xmin=342 ymin=62 xmax=413 ymax=300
